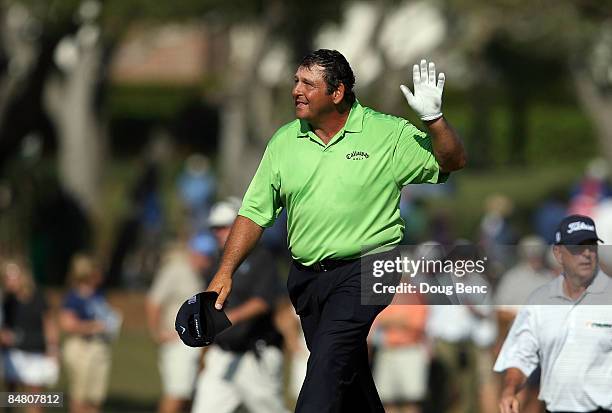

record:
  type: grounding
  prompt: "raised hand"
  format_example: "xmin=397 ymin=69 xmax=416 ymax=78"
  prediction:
xmin=400 ymin=59 xmax=445 ymax=121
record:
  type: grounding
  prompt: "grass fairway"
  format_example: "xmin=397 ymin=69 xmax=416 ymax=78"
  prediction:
xmin=104 ymin=330 xmax=160 ymax=412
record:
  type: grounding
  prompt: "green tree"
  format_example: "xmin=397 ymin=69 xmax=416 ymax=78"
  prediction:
xmin=443 ymin=0 xmax=612 ymax=166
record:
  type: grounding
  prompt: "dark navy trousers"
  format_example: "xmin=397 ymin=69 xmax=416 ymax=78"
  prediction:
xmin=287 ymin=255 xmax=395 ymax=413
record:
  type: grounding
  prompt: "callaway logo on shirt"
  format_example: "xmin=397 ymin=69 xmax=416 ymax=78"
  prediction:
xmin=586 ymin=321 xmax=612 ymax=329
xmin=345 ymin=150 xmax=370 ymax=160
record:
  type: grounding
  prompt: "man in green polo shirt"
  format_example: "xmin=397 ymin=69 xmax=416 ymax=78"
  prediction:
xmin=206 ymin=49 xmax=466 ymax=412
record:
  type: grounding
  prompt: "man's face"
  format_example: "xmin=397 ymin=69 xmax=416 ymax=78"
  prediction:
xmin=189 ymin=251 xmax=212 ymax=272
xmin=526 ymin=255 xmax=544 ymax=271
xmin=212 ymin=226 xmax=232 ymax=249
xmin=554 ymin=240 xmax=599 ymax=283
xmin=292 ymin=64 xmax=336 ymax=123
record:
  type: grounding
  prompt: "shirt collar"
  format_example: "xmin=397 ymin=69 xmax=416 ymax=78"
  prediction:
xmin=549 ymin=270 xmax=608 ymax=300
xmin=344 ymin=100 xmax=364 ymax=133
xmin=586 ymin=270 xmax=609 ymax=294
xmin=549 ymin=274 xmax=566 ymax=300
xmin=297 ymin=100 xmax=364 ymax=138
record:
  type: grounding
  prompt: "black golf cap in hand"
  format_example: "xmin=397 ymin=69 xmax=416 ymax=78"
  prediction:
xmin=175 ymin=292 xmax=232 ymax=347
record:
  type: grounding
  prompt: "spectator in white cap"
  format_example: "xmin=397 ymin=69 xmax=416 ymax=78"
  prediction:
xmin=207 ymin=197 xmax=242 ymax=229
xmin=191 ymin=198 xmax=288 ymax=413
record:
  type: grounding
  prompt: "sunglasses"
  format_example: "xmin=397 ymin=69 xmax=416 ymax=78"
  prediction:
xmin=564 ymin=244 xmax=598 ymax=255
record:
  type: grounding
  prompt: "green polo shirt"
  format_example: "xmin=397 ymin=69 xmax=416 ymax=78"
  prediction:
xmin=238 ymin=101 xmax=448 ymax=266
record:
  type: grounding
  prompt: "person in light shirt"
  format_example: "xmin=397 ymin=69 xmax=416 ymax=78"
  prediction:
xmin=495 ymin=215 xmax=612 ymax=413
xmin=146 ymin=232 xmax=216 ymax=413
xmin=494 ymin=235 xmax=555 ymax=413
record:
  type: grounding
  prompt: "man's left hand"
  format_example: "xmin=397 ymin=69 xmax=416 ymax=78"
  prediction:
xmin=400 ymin=59 xmax=444 ymax=121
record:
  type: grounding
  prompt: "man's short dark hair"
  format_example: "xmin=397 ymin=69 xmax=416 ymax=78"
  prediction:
xmin=299 ymin=49 xmax=356 ymax=105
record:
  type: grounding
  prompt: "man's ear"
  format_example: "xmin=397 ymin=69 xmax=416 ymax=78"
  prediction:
xmin=332 ymin=83 xmax=345 ymax=105
xmin=552 ymin=245 xmax=563 ymax=267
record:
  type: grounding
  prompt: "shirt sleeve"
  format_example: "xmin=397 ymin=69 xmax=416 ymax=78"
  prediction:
xmin=391 ymin=120 xmax=449 ymax=186
xmin=62 ymin=293 xmax=78 ymax=311
xmin=493 ymin=306 xmax=541 ymax=377
xmin=238 ymin=143 xmax=283 ymax=227
xmin=62 ymin=292 xmax=86 ymax=320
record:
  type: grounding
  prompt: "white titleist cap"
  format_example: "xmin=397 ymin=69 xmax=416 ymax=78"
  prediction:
xmin=208 ymin=197 xmax=241 ymax=228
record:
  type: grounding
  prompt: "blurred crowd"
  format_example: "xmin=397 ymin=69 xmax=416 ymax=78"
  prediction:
xmin=0 ymin=253 xmax=119 ymax=413
xmin=1 ymin=155 xmax=611 ymax=413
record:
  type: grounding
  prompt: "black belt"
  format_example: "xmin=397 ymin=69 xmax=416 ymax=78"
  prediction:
xmin=294 ymin=257 xmax=359 ymax=272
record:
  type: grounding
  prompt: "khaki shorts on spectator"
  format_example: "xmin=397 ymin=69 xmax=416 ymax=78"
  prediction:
xmin=63 ymin=336 xmax=111 ymax=404
xmin=373 ymin=344 xmax=429 ymax=403
xmin=158 ymin=340 xmax=200 ymax=398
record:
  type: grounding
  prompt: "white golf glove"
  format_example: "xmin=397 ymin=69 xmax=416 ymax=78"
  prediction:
xmin=400 ymin=59 xmax=445 ymax=121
